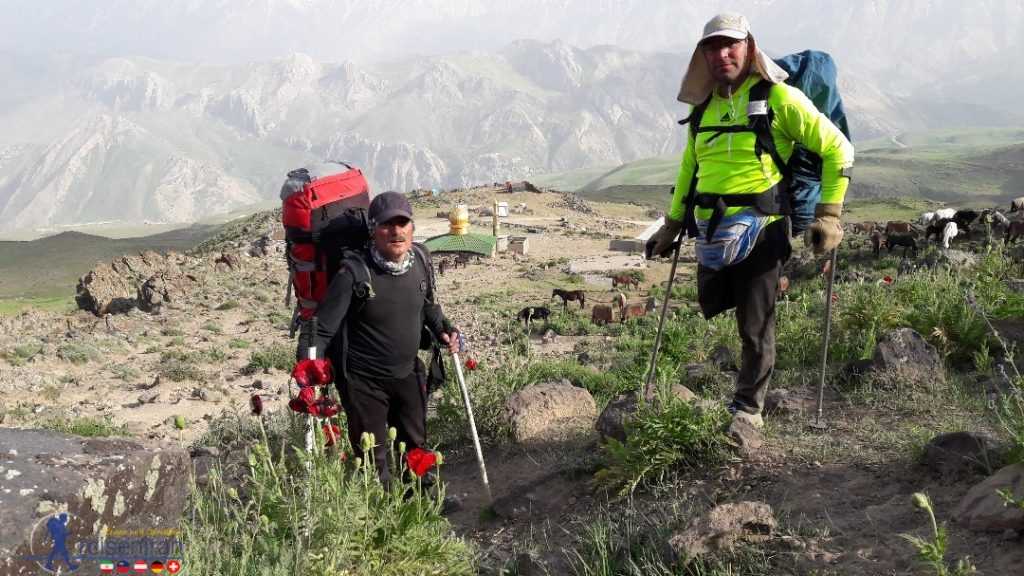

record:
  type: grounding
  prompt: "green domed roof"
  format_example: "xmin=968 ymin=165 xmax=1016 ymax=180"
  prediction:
xmin=423 ymin=233 xmax=496 ymax=257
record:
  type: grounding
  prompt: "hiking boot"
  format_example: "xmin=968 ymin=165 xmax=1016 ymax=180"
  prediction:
xmin=731 ymin=410 xmax=764 ymax=429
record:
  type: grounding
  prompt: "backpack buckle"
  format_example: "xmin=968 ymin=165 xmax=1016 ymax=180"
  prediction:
xmin=353 ymin=281 xmax=374 ymax=300
xmin=747 ymin=100 xmax=768 ymax=116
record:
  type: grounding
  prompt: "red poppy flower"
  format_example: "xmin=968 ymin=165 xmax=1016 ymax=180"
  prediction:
xmin=250 ymin=394 xmax=263 ymax=416
xmin=405 ymin=447 xmax=438 ymax=477
xmin=288 ymin=387 xmax=340 ymax=417
xmin=831 ymin=293 xmax=839 ymax=303
xmin=883 ymin=276 xmax=893 ymax=285
xmin=323 ymin=423 xmax=342 ymax=447
xmin=291 ymin=358 xmax=334 ymax=387
xmin=465 ymin=357 xmax=478 ymax=370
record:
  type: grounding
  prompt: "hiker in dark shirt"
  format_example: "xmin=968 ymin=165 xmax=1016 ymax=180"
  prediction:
xmin=311 ymin=191 xmax=459 ymax=483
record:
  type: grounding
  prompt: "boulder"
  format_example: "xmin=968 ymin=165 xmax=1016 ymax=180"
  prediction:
xmin=75 ymin=251 xmax=181 ymax=316
xmin=0 ymin=428 xmax=190 ymax=574
xmin=922 ymin=432 xmax=1002 ymax=477
xmin=668 ymin=501 xmax=776 ymax=562
xmin=871 ymin=328 xmax=943 ymax=379
xmin=507 ymin=380 xmax=597 ymax=445
xmin=137 ymin=273 xmax=191 ymax=313
xmin=75 ymin=262 xmax=138 ymax=316
xmin=956 ymin=463 xmax=1024 ymax=532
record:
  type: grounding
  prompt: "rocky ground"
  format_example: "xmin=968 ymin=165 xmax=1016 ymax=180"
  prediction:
xmin=2 ymin=189 xmax=1023 ymax=574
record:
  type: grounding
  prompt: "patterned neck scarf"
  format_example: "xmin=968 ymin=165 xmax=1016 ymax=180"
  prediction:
xmin=369 ymin=244 xmax=415 ymax=275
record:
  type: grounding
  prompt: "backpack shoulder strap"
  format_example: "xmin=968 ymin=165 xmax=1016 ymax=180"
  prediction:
xmin=340 ymin=248 xmax=374 ymax=301
xmin=748 ymin=80 xmax=792 ymax=180
xmin=411 ymin=242 xmax=437 ymax=301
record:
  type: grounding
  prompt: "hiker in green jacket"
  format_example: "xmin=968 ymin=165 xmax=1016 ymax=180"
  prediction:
xmin=646 ymin=12 xmax=854 ymax=428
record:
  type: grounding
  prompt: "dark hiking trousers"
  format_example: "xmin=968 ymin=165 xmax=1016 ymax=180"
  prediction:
xmin=336 ymin=361 xmax=427 ymax=485
xmin=697 ymin=218 xmax=792 ymax=414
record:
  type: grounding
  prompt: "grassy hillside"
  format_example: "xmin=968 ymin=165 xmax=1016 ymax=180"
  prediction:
xmin=0 ymin=226 xmax=218 ymax=301
xmin=568 ymin=129 xmax=1024 ymax=210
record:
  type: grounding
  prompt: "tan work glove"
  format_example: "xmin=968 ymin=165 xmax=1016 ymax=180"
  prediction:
xmin=645 ymin=216 xmax=683 ymax=259
xmin=804 ymin=203 xmax=844 ymax=255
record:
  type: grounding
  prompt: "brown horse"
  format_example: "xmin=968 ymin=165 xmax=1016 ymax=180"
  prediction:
xmin=611 ymin=274 xmax=639 ymax=291
xmin=552 ymin=288 xmax=585 ymax=310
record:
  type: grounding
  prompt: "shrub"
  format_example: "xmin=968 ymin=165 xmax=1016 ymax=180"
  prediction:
xmin=40 ymin=416 xmax=130 ymax=438
xmin=901 ymin=492 xmax=976 ymax=576
xmin=215 ymin=300 xmax=240 ymax=311
xmin=201 ymin=320 xmax=224 ymax=335
xmin=229 ymin=338 xmax=252 ymax=349
xmin=56 ymin=342 xmax=100 ymax=365
xmin=4 ymin=341 xmax=43 ymax=366
xmin=243 ymin=344 xmax=295 ymax=375
xmin=594 ymin=398 xmax=730 ymax=497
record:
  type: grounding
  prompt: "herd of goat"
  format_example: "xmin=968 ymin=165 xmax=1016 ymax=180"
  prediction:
xmin=850 ymin=201 xmax=1024 ymax=257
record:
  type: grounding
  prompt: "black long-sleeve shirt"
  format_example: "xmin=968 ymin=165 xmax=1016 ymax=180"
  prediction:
xmin=311 ymin=248 xmax=451 ymax=380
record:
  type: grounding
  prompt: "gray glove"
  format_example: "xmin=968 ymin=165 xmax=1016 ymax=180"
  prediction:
xmin=644 ymin=216 xmax=683 ymax=259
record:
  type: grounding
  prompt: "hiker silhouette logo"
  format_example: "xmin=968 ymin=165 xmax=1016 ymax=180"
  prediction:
xmin=27 ymin=511 xmax=82 ymax=573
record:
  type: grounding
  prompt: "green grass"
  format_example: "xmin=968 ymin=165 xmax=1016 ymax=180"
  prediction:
xmin=56 ymin=342 xmax=101 ymax=365
xmin=242 ymin=343 xmax=295 ymax=375
xmin=183 ymin=412 xmax=475 ymax=575
xmin=0 ymin=226 xmax=218 ymax=299
xmin=0 ymin=296 xmax=75 ymax=316
xmin=39 ymin=415 xmax=131 ymax=437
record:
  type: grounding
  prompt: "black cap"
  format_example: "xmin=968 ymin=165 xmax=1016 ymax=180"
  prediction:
xmin=368 ymin=191 xmax=413 ymax=225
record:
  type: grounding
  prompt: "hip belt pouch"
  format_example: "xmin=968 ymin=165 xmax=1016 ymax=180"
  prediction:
xmin=695 ymin=209 xmax=769 ymax=271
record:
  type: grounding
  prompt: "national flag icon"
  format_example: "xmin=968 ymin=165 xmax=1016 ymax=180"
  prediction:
xmin=116 ymin=560 xmax=132 ymax=574
xmin=166 ymin=559 xmax=182 ymax=574
xmin=100 ymin=560 xmax=115 ymax=574
xmin=150 ymin=560 xmax=165 ymax=573
xmin=134 ymin=559 xmax=149 ymax=572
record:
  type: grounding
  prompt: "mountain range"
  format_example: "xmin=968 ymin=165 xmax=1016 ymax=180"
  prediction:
xmin=1 ymin=0 xmax=1022 ymax=235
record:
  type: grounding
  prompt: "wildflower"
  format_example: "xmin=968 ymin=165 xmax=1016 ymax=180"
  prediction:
xmin=398 ymin=441 xmax=407 ymax=454
xmin=323 ymin=423 xmax=342 ymax=447
xmin=405 ymin=447 xmax=438 ymax=477
xmin=173 ymin=415 xmax=187 ymax=430
xmin=291 ymin=358 xmax=334 ymax=387
xmin=288 ymin=387 xmax=340 ymax=417
xmin=388 ymin=427 xmax=398 ymax=442
xmin=249 ymin=394 xmax=264 ymax=416
xmin=465 ymin=357 xmax=478 ymax=370
xmin=831 ymin=292 xmax=839 ymax=304
xmin=882 ymin=275 xmax=893 ymax=285
xmin=361 ymin=432 xmax=375 ymax=452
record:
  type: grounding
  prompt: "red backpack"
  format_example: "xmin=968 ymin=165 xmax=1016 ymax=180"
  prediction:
xmin=280 ymin=162 xmax=371 ymax=339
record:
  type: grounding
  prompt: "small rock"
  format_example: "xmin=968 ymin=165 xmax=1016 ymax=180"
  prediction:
xmin=871 ymin=328 xmax=944 ymax=385
xmin=138 ymin=391 xmax=161 ymax=405
xmin=668 ymin=501 xmax=776 ymax=562
xmin=192 ymin=388 xmax=210 ymax=402
xmin=709 ymin=345 xmax=737 ymax=372
xmin=956 ymin=463 xmax=1024 ymax=531
xmin=541 ymin=329 xmax=557 ymax=344
xmin=727 ymin=417 xmax=763 ymax=455
xmin=764 ymin=388 xmax=807 ymax=415
xmin=251 ymin=379 xmax=264 ymax=389
xmin=923 ymin=431 xmax=1002 ymax=477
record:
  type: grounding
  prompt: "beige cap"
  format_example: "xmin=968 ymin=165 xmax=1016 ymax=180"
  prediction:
xmin=677 ymin=12 xmax=789 ymax=105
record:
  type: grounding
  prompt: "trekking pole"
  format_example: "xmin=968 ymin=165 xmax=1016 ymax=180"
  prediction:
xmin=812 ymin=249 xmax=838 ymax=430
xmin=642 ymin=240 xmax=682 ymax=404
xmin=303 ymin=317 xmax=318 ymax=469
xmin=451 ymin=336 xmax=493 ymax=503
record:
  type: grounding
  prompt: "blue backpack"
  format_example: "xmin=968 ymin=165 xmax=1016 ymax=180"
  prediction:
xmin=680 ymin=50 xmax=851 ymax=239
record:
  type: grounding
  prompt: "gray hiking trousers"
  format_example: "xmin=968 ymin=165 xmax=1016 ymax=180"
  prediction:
xmin=697 ymin=218 xmax=792 ymax=414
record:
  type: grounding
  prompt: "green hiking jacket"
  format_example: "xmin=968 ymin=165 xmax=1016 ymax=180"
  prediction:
xmin=668 ymin=74 xmax=854 ymax=223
